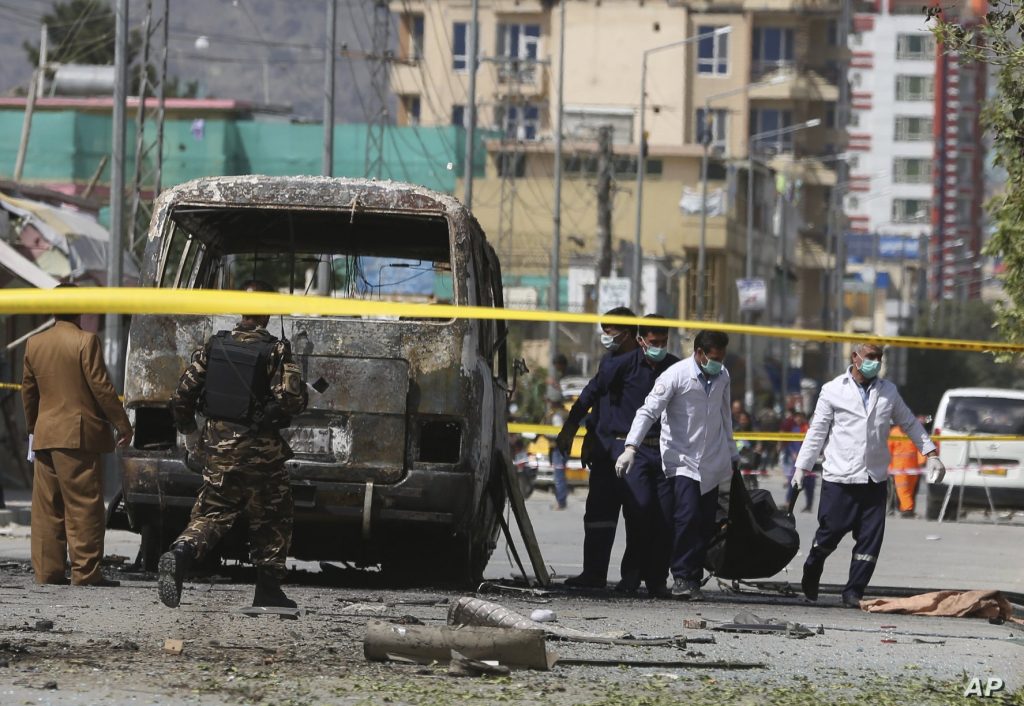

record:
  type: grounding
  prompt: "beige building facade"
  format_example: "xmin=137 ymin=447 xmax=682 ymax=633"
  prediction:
xmin=389 ymin=0 xmax=845 ymax=326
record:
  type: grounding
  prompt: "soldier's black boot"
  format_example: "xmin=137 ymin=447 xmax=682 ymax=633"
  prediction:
xmin=252 ymin=568 xmax=297 ymax=609
xmin=157 ymin=542 xmax=194 ymax=608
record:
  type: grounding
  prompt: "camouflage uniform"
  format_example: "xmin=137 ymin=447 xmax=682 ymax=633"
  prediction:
xmin=170 ymin=322 xmax=308 ymax=579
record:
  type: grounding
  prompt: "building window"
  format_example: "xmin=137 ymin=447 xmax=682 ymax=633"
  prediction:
xmin=401 ymin=95 xmax=421 ymax=126
xmin=749 ymin=108 xmax=793 ymax=153
xmin=453 ymin=22 xmax=468 ymax=71
xmin=848 ymin=110 xmax=860 ymax=128
xmin=847 ymin=154 xmax=860 ymax=169
xmin=752 ymin=27 xmax=795 ymax=76
xmin=497 ymin=22 xmax=541 ymax=82
xmin=894 ymin=115 xmax=933 ymax=141
xmin=402 ymin=13 xmax=425 ymax=61
xmin=896 ymin=33 xmax=935 ymax=60
xmin=495 ymin=152 xmax=525 ymax=177
xmin=695 ymin=108 xmax=728 ymax=153
xmin=498 ymin=104 xmax=541 ymax=140
xmin=451 ymin=104 xmax=465 ymax=128
xmin=697 ymin=25 xmax=729 ymax=75
xmin=564 ymin=155 xmax=662 ymax=178
xmin=895 ymin=75 xmax=934 ymax=101
xmin=847 ymin=195 xmax=860 ymax=210
xmin=893 ymin=157 xmax=932 ymax=183
xmin=892 ymin=198 xmax=930 ymax=223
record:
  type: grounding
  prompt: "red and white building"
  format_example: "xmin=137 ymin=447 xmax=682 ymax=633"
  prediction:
xmin=843 ymin=0 xmax=985 ymax=333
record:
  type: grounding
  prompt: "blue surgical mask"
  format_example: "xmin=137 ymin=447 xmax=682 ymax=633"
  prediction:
xmin=644 ymin=346 xmax=667 ymax=363
xmin=600 ymin=333 xmax=621 ymax=351
xmin=857 ymin=355 xmax=881 ymax=379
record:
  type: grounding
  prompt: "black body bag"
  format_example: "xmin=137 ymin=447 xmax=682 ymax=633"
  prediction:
xmin=704 ymin=470 xmax=800 ymax=580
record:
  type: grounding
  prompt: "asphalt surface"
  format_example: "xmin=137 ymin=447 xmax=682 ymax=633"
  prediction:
xmin=0 ymin=474 xmax=1021 ymax=705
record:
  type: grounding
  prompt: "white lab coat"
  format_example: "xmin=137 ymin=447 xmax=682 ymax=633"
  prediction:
xmin=625 ymin=355 xmax=736 ymax=495
xmin=795 ymin=368 xmax=936 ymax=484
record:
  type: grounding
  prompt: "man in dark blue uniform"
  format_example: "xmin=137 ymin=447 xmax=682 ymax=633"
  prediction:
xmin=609 ymin=316 xmax=680 ymax=595
xmin=556 ymin=307 xmax=637 ymax=589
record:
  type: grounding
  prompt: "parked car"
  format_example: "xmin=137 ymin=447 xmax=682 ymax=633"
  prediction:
xmin=108 ymin=176 xmax=515 ymax=585
xmin=928 ymin=387 xmax=1024 ymax=519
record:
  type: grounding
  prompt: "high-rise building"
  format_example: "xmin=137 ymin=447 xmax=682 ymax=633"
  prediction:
xmin=842 ymin=0 xmax=985 ymax=338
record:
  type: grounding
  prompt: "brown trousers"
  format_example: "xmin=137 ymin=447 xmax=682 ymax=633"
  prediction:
xmin=31 ymin=449 xmax=106 ymax=585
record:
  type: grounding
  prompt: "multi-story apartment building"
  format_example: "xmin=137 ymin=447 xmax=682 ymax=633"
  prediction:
xmin=842 ymin=0 xmax=985 ymax=338
xmin=389 ymin=0 xmax=845 ymax=387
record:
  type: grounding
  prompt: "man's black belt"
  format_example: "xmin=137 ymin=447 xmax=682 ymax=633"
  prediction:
xmin=617 ymin=436 xmax=659 ymax=448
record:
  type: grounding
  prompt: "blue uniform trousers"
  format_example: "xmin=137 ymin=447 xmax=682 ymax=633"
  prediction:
xmin=804 ymin=479 xmax=887 ymax=599
xmin=619 ymin=441 xmax=671 ymax=589
xmin=661 ymin=475 xmax=719 ymax=581
xmin=580 ymin=437 xmax=633 ymax=582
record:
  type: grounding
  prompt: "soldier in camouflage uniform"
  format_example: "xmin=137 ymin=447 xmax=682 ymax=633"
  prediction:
xmin=159 ymin=280 xmax=308 ymax=609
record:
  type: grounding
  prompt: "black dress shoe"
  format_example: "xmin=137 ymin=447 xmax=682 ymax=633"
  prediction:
xmin=801 ymin=563 xmax=822 ymax=601
xmin=646 ymin=584 xmax=672 ymax=599
xmin=563 ymin=573 xmax=606 ymax=589
xmin=841 ymin=592 xmax=862 ymax=609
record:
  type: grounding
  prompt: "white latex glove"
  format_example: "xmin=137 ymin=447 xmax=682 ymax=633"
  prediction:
xmin=926 ymin=456 xmax=946 ymax=484
xmin=615 ymin=446 xmax=636 ymax=478
xmin=791 ymin=468 xmax=806 ymax=490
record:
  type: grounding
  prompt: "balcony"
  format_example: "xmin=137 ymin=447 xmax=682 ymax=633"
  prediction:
xmin=749 ymin=64 xmax=839 ymax=103
xmin=669 ymin=0 xmax=841 ymax=11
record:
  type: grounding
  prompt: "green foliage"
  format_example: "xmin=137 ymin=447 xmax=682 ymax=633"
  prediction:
xmin=23 ymin=0 xmax=196 ymax=98
xmin=23 ymin=0 xmax=140 ymax=68
xmin=931 ymin=3 xmax=1024 ymax=347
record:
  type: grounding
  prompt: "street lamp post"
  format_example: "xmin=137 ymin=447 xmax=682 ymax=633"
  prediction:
xmin=741 ymin=118 xmax=820 ymax=410
xmin=696 ymin=74 xmax=789 ymax=319
xmin=631 ymin=26 xmax=732 ymax=313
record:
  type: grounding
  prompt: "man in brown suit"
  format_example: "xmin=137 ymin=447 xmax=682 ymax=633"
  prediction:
xmin=21 ymin=285 xmax=133 ymax=586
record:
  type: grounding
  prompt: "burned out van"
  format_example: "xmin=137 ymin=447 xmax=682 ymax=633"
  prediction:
xmin=112 ymin=176 xmax=514 ymax=584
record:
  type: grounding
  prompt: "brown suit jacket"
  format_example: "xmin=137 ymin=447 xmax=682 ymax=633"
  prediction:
xmin=22 ymin=321 xmax=132 ymax=453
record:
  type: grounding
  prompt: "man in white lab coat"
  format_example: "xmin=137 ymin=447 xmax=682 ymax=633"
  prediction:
xmin=792 ymin=342 xmax=944 ymax=607
xmin=615 ymin=330 xmax=737 ymax=600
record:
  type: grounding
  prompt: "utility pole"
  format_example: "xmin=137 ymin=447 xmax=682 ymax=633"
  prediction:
xmin=547 ymin=0 xmax=566 ymax=369
xmin=128 ymin=0 xmax=170 ymax=256
xmin=318 ymin=0 xmax=336 ymax=296
xmin=107 ymin=0 xmax=129 ymax=390
xmin=497 ymin=58 xmax=522 ymax=266
xmin=13 ymin=23 xmax=46 ymax=182
xmin=365 ymin=0 xmax=390 ymax=178
xmin=463 ymin=0 xmax=479 ymax=209
xmin=596 ymin=125 xmax=614 ymax=279
xmin=832 ymin=0 xmax=853 ymax=370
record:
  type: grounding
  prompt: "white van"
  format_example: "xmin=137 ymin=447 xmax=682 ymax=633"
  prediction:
xmin=928 ymin=388 xmax=1024 ymax=519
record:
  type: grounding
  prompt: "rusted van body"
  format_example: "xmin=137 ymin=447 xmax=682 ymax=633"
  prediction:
xmin=115 ymin=176 xmax=512 ymax=583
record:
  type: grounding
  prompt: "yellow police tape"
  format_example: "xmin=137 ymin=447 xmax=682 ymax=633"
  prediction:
xmin=3 ymin=287 xmax=1023 ymax=353
xmin=506 ymin=423 xmax=1022 ymax=443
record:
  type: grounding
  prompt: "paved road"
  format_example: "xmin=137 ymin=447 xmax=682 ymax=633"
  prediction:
xmin=0 ymin=475 xmax=1022 ymax=705
xmin=500 ymin=474 xmax=1024 ymax=594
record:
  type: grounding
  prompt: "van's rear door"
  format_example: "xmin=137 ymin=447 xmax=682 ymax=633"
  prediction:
xmin=282 ymin=356 xmax=409 ymax=483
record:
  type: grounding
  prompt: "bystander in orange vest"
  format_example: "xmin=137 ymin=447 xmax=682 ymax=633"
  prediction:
xmin=888 ymin=427 xmax=926 ymax=517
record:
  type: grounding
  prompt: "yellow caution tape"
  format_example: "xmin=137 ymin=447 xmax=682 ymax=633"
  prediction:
xmin=0 ymin=382 xmax=22 ymax=392
xmin=506 ymin=423 xmax=1021 ymax=443
xmin=3 ymin=287 xmax=1022 ymax=353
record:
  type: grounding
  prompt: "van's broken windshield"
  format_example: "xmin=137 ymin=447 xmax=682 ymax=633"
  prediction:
xmin=159 ymin=205 xmax=455 ymax=304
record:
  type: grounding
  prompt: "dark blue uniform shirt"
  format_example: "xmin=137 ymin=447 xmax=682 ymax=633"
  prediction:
xmin=598 ymin=347 xmax=681 ymax=439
